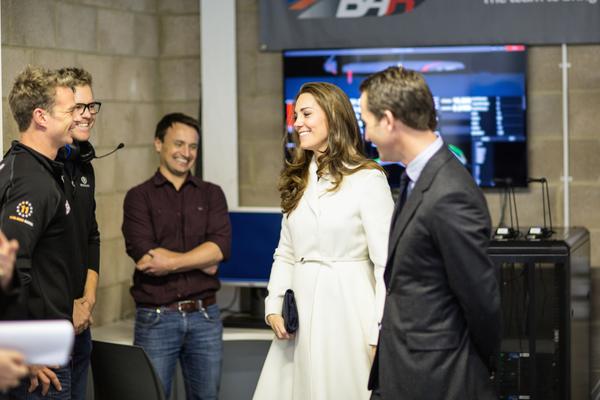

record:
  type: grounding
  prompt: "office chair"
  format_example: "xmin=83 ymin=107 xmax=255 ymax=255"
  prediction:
xmin=91 ymin=340 xmax=166 ymax=400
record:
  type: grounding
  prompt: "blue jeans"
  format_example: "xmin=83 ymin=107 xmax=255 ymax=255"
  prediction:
xmin=7 ymin=365 xmax=71 ymax=400
xmin=134 ymin=303 xmax=223 ymax=400
xmin=70 ymin=328 xmax=92 ymax=400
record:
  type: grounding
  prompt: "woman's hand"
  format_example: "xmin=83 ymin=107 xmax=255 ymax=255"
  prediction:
xmin=266 ymin=314 xmax=294 ymax=340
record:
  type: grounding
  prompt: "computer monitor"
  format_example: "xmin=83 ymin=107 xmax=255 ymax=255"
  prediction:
xmin=218 ymin=209 xmax=282 ymax=286
xmin=283 ymin=45 xmax=528 ymax=187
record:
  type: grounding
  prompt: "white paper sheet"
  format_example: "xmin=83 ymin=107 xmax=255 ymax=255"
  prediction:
xmin=0 ymin=320 xmax=74 ymax=365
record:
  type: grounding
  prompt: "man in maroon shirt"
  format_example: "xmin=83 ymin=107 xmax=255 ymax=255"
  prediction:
xmin=122 ymin=113 xmax=231 ymax=400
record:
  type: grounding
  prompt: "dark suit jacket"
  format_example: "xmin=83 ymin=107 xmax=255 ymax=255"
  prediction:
xmin=370 ymin=146 xmax=501 ymax=400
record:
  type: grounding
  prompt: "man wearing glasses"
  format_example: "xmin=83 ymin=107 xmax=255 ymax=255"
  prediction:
xmin=56 ymin=67 xmax=102 ymax=400
xmin=0 ymin=65 xmax=80 ymax=399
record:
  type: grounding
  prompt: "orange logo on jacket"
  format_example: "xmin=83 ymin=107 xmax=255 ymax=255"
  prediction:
xmin=9 ymin=201 xmax=35 ymax=227
xmin=16 ymin=201 xmax=33 ymax=218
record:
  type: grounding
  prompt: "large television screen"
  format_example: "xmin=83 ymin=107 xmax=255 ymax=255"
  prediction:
xmin=283 ymin=45 xmax=528 ymax=187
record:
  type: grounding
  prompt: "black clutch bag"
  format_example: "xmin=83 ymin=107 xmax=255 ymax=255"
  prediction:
xmin=282 ymin=289 xmax=298 ymax=334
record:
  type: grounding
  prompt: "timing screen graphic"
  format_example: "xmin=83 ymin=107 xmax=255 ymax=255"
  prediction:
xmin=284 ymin=45 xmax=528 ymax=187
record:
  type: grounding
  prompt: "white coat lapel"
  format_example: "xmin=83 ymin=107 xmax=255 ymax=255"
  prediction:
xmin=304 ymin=159 xmax=320 ymax=216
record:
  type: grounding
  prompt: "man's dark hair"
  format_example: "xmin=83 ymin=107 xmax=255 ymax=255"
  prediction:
xmin=154 ymin=113 xmax=200 ymax=141
xmin=359 ymin=66 xmax=437 ymax=131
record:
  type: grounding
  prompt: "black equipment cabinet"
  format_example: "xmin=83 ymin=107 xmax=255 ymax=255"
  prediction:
xmin=489 ymin=228 xmax=590 ymax=400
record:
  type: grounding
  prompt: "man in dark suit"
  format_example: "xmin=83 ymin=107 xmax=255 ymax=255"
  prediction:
xmin=359 ymin=67 xmax=501 ymax=400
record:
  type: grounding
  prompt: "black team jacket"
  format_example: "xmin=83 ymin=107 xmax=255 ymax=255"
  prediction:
xmin=57 ymin=140 xmax=100 ymax=299
xmin=0 ymin=142 xmax=76 ymax=320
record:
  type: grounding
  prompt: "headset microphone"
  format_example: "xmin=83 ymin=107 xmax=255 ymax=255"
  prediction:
xmin=95 ymin=143 xmax=125 ymax=159
xmin=59 ymin=141 xmax=96 ymax=162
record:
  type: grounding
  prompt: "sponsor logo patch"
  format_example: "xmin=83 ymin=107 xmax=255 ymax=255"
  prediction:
xmin=79 ymin=176 xmax=90 ymax=188
xmin=16 ymin=201 xmax=33 ymax=218
xmin=9 ymin=215 xmax=34 ymax=227
xmin=9 ymin=201 xmax=34 ymax=227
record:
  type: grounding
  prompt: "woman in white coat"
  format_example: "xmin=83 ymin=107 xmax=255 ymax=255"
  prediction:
xmin=253 ymin=82 xmax=394 ymax=400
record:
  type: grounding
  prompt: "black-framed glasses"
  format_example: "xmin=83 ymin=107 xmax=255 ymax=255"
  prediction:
xmin=74 ymin=102 xmax=102 ymax=115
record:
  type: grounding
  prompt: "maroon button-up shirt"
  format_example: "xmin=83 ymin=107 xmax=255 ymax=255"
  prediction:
xmin=122 ymin=170 xmax=231 ymax=306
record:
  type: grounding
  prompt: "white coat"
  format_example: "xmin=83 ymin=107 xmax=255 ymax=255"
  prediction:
xmin=253 ymin=159 xmax=394 ymax=400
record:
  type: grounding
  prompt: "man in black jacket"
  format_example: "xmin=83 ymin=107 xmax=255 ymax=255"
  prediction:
xmin=55 ymin=67 xmax=102 ymax=400
xmin=0 ymin=65 xmax=79 ymax=399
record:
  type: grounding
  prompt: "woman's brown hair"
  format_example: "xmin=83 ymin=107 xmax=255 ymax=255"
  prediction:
xmin=279 ymin=82 xmax=383 ymax=214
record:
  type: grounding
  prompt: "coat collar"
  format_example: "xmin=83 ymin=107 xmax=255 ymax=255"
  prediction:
xmin=7 ymin=141 xmax=64 ymax=181
xmin=305 ymin=157 xmax=320 ymax=215
xmin=304 ymin=156 xmax=338 ymax=216
xmin=387 ymin=146 xmax=454 ymax=263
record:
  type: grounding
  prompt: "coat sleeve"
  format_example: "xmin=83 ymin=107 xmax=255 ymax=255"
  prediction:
xmin=358 ymin=170 xmax=394 ymax=345
xmin=264 ymin=214 xmax=295 ymax=322
xmin=430 ymin=189 xmax=502 ymax=368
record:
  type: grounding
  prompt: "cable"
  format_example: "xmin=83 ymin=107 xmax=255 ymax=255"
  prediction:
xmin=511 ymin=186 xmax=520 ymax=236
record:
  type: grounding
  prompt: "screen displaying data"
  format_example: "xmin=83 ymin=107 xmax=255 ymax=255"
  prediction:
xmin=283 ymin=45 xmax=528 ymax=187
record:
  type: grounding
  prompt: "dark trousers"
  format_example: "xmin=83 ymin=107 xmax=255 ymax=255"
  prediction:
xmin=70 ymin=328 xmax=92 ymax=400
xmin=7 ymin=365 xmax=71 ymax=400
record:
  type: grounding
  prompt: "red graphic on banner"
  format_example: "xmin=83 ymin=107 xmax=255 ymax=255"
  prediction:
xmin=387 ymin=0 xmax=415 ymax=14
xmin=289 ymin=0 xmax=317 ymax=11
xmin=288 ymin=0 xmax=426 ymax=18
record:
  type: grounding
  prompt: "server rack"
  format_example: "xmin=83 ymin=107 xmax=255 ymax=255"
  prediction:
xmin=489 ymin=228 xmax=590 ymax=400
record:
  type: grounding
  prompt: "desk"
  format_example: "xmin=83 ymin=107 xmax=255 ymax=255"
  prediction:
xmin=92 ymin=319 xmax=272 ymax=400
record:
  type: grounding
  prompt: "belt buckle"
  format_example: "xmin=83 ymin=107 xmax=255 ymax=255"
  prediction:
xmin=177 ymin=300 xmax=196 ymax=313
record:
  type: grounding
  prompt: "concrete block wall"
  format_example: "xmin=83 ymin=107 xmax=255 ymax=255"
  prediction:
xmin=236 ymin=0 xmax=282 ymax=206
xmin=1 ymin=0 xmax=201 ymax=326
xmin=158 ymin=0 xmax=200 ymax=118
xmin=568 ymin=44 xmax=600 ymax=389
